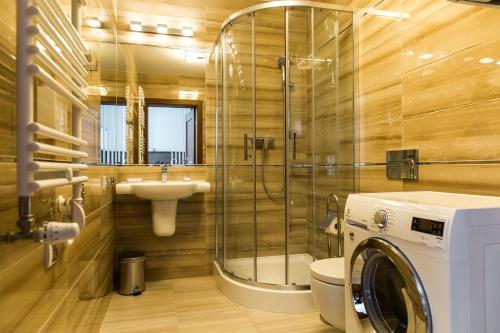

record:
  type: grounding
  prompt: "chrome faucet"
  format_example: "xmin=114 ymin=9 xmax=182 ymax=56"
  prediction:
xmin=161 ymin=165 xmax=168 ymax=182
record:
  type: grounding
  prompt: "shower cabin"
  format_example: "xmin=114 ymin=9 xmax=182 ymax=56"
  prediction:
xmin=212 ymin=1 xmax=357 ymax=310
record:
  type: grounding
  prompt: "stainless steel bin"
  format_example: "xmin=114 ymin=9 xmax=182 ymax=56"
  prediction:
xmin=117 ymin=252 xmax=146 ymax=295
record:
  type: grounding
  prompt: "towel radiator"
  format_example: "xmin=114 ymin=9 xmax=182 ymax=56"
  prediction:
xmin=14 ymin=0 xmax=89 ymax=265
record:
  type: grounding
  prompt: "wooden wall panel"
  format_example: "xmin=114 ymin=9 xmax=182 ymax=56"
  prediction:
xmin=356 ymin=0 xmax=500 ymax=197
xmin=0 ymin=164 xmax=116 ymax=333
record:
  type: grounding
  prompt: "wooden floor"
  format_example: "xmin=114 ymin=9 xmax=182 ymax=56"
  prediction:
xmin=99 ymin=276 xmax=340 ymax=333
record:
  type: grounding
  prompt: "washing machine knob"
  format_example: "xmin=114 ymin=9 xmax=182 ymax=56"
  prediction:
xmin=374 ymin=210 xmax=388 ymax=229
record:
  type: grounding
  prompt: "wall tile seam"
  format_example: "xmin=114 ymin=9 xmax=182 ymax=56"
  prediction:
xmin=359 ymin=117 xmax=403 ymax=128
xmin=359 ymin=79 xmax=402 ymax=94
xmin=400 ymin=96 xmax=500 ymax=120
xmin=358 ymin=94 xmax=500 ymax=129
xmin=400 ymin=34 xmax=500 ymax=76
xmin=0 ymin=244 xmax=42 ymax=276
xmin=359 ymin=80 xmax=401 ymax=94
xmin=356 ymin=162 xmax=500 ymax=167
xmin=86 ymin=200 xmax=113 ymax=221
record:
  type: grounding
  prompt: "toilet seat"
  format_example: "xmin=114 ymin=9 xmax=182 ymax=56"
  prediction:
xmin=310 ymin=257 xmax=344 ymax=285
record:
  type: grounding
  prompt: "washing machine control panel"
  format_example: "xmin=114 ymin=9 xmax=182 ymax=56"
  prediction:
xmin=367 ymin=207 xmax=449 ymax=250
xmin=368 ymin=207 xmax=448 ymax=249
xmin=411 ymin=217 xmax=445 ymax=237
xmin=345 ymin=194 xmax=452 ymax=250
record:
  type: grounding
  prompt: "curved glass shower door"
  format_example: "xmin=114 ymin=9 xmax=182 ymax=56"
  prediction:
xmin=222 ymin=13 xmax=256 ymax=282
xmin=215 ymin=2 xmax=356 ymax=289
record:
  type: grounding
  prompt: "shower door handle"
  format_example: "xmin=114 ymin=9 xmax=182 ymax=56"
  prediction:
xmin=243 ymin=133 xmax=252 ymax=161
xmin=289 ymin=130 xmax=297 ymax=160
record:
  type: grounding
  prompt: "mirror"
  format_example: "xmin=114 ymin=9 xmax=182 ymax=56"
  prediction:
xmin=81 ymin=1 xmax=207 ymax=165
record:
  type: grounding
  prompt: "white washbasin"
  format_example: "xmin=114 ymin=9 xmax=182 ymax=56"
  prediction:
xmin=116 ymin=179 xmax=210 ymax=236
xmin=116 ymin=180 xmax=210 ymax=200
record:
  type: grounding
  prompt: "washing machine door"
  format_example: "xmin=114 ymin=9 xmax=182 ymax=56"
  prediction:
xmin=349 ymin=237 xmax=432 ymax=333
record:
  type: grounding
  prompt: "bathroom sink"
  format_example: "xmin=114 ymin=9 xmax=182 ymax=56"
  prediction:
xmin=116 ymin=179 xmax=210 ymax=236
xmin=116 ymin=180 xmax=210 ymax=200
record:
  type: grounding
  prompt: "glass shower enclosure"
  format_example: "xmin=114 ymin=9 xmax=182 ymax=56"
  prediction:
xmin=213 ymin=1 xmax=356 ymax=289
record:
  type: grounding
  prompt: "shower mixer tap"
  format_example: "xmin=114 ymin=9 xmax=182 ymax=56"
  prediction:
xmin=243 ymin=134 xmax=275 ymax=160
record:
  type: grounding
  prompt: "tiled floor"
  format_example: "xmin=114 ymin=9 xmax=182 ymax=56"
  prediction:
xmin=99 ymin=276 xmax=340 ymax=333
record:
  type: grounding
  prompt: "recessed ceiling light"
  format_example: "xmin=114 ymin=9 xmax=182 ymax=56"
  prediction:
xmin=496 ymin=60 xmax=500 ymax=65
xmin=157 ymin=24 xmax=168 ymax=34
xmin=479 ymin=57 xmax=495 ymax=64
xmin=86 ymin=17 xmax=102 ymax=28
xmin=185 ymin=51 xmax=206 ymax=64
xmin=182 ymin=26 xmax=194 ymax=37
xmin=178 ymin=90 xmax=199 ymax=99
xmin=130 ymin=21 xmax=142 ymax=32
xmin=418 ymin=53 xmax=433 ymax=60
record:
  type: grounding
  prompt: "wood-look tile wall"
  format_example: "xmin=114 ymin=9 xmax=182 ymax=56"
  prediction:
xmin=0 ymin=164 xmax=116 ymax=333
xmin=355 ymin=0 xmax=500 ymax=196
xmin=0 ymin=3 xmax=116 ymax=332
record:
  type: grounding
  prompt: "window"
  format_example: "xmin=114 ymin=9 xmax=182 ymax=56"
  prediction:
xmin=100 ymin=103 xmax=127 ymax=164
xmin=147 ymin=105 xmax=197 ymax=164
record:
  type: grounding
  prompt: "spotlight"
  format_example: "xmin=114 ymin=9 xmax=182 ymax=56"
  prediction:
xmin=178 ymin=90 xmax=199 ymax=99
xmin=85 ymin=17 xmax=102 ymax=28
xmin=157 ymin=24 xmax=168 ymax=34
xmin=182 ymin=26 xmax=194 ymax=37
xmin=130 ymin=21 xmax=142 ymax=32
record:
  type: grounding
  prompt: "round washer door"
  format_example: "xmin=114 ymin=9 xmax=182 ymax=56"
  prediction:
xmin=349 ymin=237 xmax=432 ymax=333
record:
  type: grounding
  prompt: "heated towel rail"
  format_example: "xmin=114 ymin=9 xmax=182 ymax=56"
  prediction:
xmin=14 ymin=0 xmax=89 ymax=254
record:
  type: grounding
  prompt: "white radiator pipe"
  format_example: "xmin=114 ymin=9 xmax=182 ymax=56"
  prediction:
xmin=29 ymin=161 xmax=88 ymax=171
xmin=30 ymin=46 xmax=87 ymax=99
xmin=28 ymin=142 xmax=89 ymax=158
xmin=32 ymin=27 xmax=87 ymax=88
xmin=17 ymin=0 xmax=35 ymax=199
xmin=46 ymin=0 xmax=88 ymax=54
xmin=70 ymin=0 xmax=84 ymax=219
xmin=28 ymin=64 xmax=88 ymax=111
xmin=33 ymin=0 xmax=87 ymax=65
xmin=28 ymin=122 xmax=88 ymax=146
xmin=28 ymin=5 xmax=87 ymax=75
xmin=29 ymin=176 xmax=88 ymax=191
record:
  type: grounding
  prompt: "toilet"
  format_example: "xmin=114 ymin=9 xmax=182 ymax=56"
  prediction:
xmin=310 ymin=257 xmax=345 ymax=330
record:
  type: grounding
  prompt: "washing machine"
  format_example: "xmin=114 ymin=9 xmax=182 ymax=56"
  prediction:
xmin=343 ymin=191 xmax=500 ymax=333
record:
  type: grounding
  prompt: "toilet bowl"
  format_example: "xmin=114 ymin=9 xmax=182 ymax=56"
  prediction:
xmin=310 ymin=257 xmax=345 ymax=330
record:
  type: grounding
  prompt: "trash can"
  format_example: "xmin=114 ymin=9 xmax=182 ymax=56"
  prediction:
xmin=117 ymin=252 xmax=146 ymax=296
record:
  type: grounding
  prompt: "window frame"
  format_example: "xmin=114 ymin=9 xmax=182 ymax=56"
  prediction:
xmin=144 ymin=98 xmax=204 ymax=165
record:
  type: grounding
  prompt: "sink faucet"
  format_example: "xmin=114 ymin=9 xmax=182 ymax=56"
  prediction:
xmin=161 ymin=165 xmax=168 ymax=182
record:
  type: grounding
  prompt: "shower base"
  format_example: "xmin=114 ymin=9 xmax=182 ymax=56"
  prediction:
xmin=214 ymin=254 xmax=317 ymax=313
